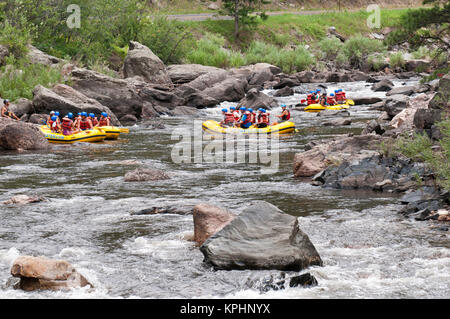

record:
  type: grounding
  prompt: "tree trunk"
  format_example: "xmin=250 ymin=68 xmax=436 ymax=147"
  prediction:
xmin=234 ymin=0 xmax=239 ymax=39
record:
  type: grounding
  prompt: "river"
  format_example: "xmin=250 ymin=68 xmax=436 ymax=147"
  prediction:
xmin=0 ymin=78 xmax=449 ymax=299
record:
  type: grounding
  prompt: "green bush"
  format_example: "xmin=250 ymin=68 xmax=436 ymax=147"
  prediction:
xmin=317 ymin=36 xmax=343 ymax=60
xmin=138 ymin=15 xmax=196 ymax=65
xmin=392 ymin=121 xmax=450 ymax=191
xmin=342 ymin=35 xmax=386 ymax=68
xmin=0 ymin=57 xmax=64 ymax=101
xmin=0 ymin=19 xmax=33 ymax=58
xmin=367 ymin=53 xmax=386 ymax=71
xmin=389 ymin=51 xmax=405 ymax=69
xmin=244 ymin=41 xmax=315 ymax=73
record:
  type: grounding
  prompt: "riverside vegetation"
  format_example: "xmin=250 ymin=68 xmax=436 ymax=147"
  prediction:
xmin=0 ymin=1 xmax=448 ymax=212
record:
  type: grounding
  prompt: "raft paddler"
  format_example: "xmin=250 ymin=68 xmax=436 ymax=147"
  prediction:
xmin=238 ymin=107 xmax=252 ymax=129
xmin=77 ymin=112 xmax=93 ymax=131
xmin=48 ymin=115 xmax=61 ymax=133
xmin=327 ymin=93 xmax=337 ymax=106
xmin=97 ymin=112 xmax=111 ymax=127
xmin=219 ymin=108 xmax=235 ymax=127
xmin=276 ymin=104 xmax=291 ymax=123
xmin=61 ymin=113 xmax=76 ymax=135
xmin=256 ymin=108 xmax=270 ymax=128
xmin=1 ymin=99 xmax=20 ymax=120
xmin=89 ymin=113 xmax=99 ymax=126
xmin=231 ymin=106 xmax=240 ymax=123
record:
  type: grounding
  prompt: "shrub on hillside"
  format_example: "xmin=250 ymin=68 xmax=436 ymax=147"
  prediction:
xmin=342 ymin=35 xmax=386 ymax=69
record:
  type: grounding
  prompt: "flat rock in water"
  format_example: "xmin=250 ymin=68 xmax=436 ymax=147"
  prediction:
xmin=3 ymin=195 xmax=46 ymax=205
xmin=200 ymin=201 xmax=322 ymax=271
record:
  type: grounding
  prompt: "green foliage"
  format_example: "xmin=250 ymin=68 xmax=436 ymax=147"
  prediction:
xmin=385 ymin=2 xmax=450 ymax=52
xmin=0 ymin=19 xmax=33 ymax=58
xmin=342 ymin=35 xmax=386 ymax=68
xmin=317 ymin=36 xmax=344 ymax=60
xmin=367 ymin=53 xmax=386 ymax=71
xmin=0 ymin=57 xmax=64 ymax=101
xmin=245 ymin=41 xmax=315 ymax=73
xmin=138 ymin=15 xmax=196 ymax=65
xmin=220 ymin=0 xmax=270 ymax=38
xmin=391 ymin=121 xmax=450 ymax=191
xmin=389 ymin=51 xmax=406 ymax=69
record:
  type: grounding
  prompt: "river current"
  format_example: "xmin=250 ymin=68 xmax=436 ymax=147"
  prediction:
xmin=0 ymin=78 xmax=448 ymax=299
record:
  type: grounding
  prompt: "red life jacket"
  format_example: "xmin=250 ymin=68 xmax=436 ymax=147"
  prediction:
xmin=232 ymin=111 xmax=240 ymax=121
xmin=250 ymin=113 xmax=256 ymax=123
xmin=79 ymin=118 xmax=91 ymax=130
xmin=98 ymin=117 xmax=110 ymax=127
xmin=327 ymin=96 xmax=336 ymax=105
xmin=259 ymin=113 xmax=269 ymax=124
xmin=335 ymin=92 xmax=344 ymax=102
xmin=91 ymin=117 xmax=99 ymax=126
xmin=307 ymin=94 xmax=313 ymax=105
xmin=224 ymin=112 xmax=234 ymax=123
xmin=48 ymin=120 xmax=57 ymax=132
xmin=242 ymin=111 xmax=251 ymax=124
xmin=61 ymin=118 xmax=73 ymax=131
xmin=281 ymin=110 xmax=290 ymax=121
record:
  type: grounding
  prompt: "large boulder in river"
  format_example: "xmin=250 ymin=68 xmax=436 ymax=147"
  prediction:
xmin=32 ymin=84 xmax=121 ymax=125
xmin=123 ymin=41 xmax=172 ymax=87
xmin=428 ymin=74 xmax=450 ymax=110
xmin=386 ymin=86 xmax=415 ymax=96
xmin=200 ymin=201 xmax=323 ymax=271
xmin=0 ymin=118 xmax=50 ymax=151
xmin=293 ymin=135 xmax=384 ymax=177
xmin=371 ymin=79 xmax=394 ymax=92
xmin=11 ymin=256 xmax=92 ymax=291
xmin=193 ymin=203 xmax=236 ymax=246
xmin=238 ymin=88 xmax=278 ymax=110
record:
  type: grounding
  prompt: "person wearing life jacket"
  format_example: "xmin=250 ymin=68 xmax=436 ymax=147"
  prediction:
xmin=230 ymin=106 xmax=240 ymax=123
xmin=256 ymin=108 xmax=270 ymax=128
xmin=306 ymin=91 xmax=314 ymax=105
xmin=319 ymin=93 xmax=328 ymax=106
xmin=89 ymin=113 xmax=99 ymax=126
xmin=312 ymin=90 xmax=320 ymax=104
xmin=336 ymin=89 xmax=347 ymax=104
xmin=276 ymin=104 xmax=291 ymax=123
xmin=247 ymin=108 xmax=256 ymax=124
xmin=97 ymin=112 xmax=111 ymax=127
xmin=238 ymin=107 xmax=252 ymax=129
xmin=61 ymin=113 xmax=75 ymax=136
xmin=220 ymin=108 xmax=235 ymax=127
xmin=1 ymin=100 xmax=20 ymax=120
xmin=327 ymin=93 xmax=337 ymax=106
xmin=48 ymin=115 xmax=61 ymax=133
xmin=78 ymin=112 xmax=93 ymax=131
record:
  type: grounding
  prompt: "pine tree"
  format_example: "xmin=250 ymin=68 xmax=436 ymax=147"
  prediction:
xmin=218 ymin=0 xmax=270 ymax=39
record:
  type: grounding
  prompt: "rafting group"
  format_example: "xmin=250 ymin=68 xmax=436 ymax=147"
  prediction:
xmin=41 ymin=110 xmax=128 ymax=144
xmin=202 ymin=104 xmax=296 ymax=135
xmin=46 ymin=111 xmax=111 ymax=135
xmin=219 ymin=104 xmax=290 ymax=129
xmin=303 ymin=88 xmax=354 ymax=112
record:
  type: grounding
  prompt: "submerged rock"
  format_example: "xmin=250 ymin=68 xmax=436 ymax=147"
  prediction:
xmin=3 ymin=195 xmax=46 ymax=205
xmin=11 ymin=256 xmax=93 ymax=292
xmin=124 ymin=168 xmax=170 ymax=182
xmin=200 ymin=201 xmax=322 ymax=271
xmin=289 ymin=273 xmax=318 ymax=288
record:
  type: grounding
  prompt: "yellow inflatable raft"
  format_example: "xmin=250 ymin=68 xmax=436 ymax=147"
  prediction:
xmin=40 ymin=126 xmax=107 ymax=144
xmin=304 ymin=99 xmax=354 ymax=113
xmin=97 ymin=126 xmax=121 ymax=140
xmin=202 ymin=120 xmax=296 ymax=135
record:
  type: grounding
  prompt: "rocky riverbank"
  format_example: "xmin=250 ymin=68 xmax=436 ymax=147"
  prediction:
xmin=293 ymin=74 xmax=449 ymax=225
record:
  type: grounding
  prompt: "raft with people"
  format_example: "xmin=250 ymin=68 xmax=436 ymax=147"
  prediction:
xmin=303 ymin=88 xmax=354 ymax=113
xmin=202 ymin=104 xmax=296 ymax=135
xmin=39 ymin=111 xmax=129 ymax=144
